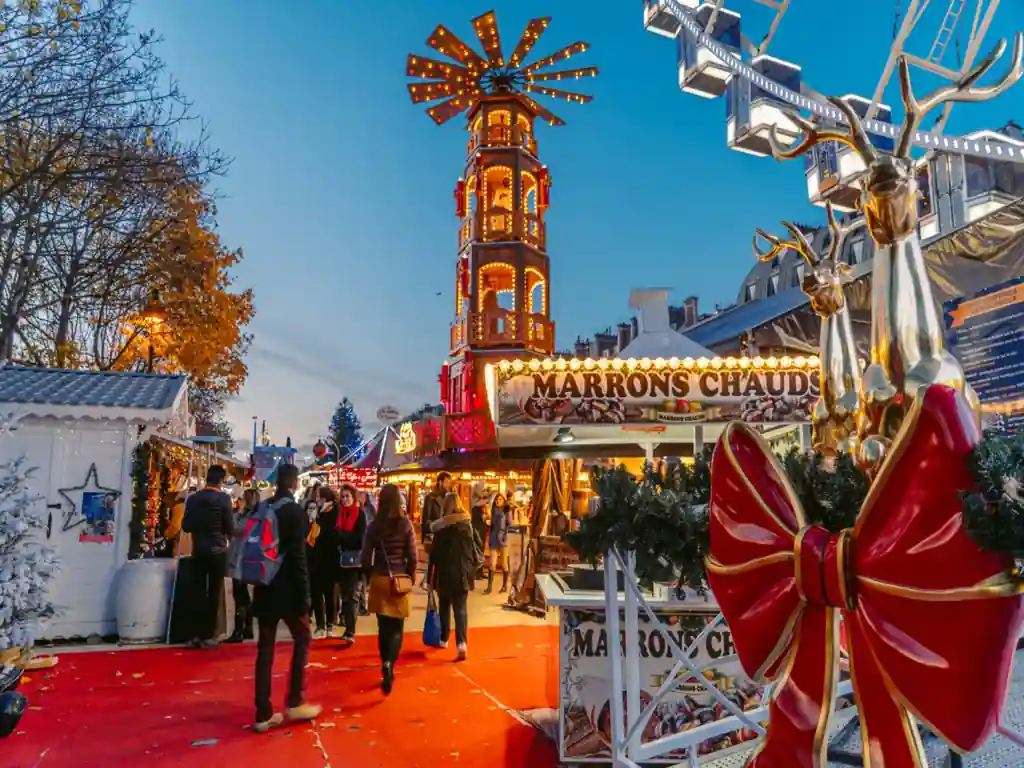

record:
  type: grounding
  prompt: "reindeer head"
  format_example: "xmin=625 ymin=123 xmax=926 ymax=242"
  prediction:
xmin=753 ymin=204 xmax=862 ymax=316
xmin=769 ymin=34 xmax=1023 ymax=246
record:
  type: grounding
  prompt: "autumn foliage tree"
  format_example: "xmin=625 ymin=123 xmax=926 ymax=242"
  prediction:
xmin=115 ymin=178 xmax=254 ymax=391
xmin=0 ymin=0 xmax=251 ymax=440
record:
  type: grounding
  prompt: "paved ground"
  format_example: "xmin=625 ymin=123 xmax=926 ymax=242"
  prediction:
xmin=6 ymin=588 xmax=559 ymax=768
xmin=10 ymin=588 xmax=1024 ymax=767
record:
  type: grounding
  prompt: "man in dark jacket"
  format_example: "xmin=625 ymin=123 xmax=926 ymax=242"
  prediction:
xmin=250 ymin=463 xmax=321 ymax=733
xmin=181 ymin=465 xmax=234 ymax=648
xmin=420 ymin=472 xmax=451 ymax=544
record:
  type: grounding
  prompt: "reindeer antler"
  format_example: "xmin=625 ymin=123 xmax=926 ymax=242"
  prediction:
xmin=823 ymin=202 xmax=868 ymax=264
xmin=769 ymin=96 xmax=878 ymax=166
xmin=896 ymin=33 xmax=1024 ymax=158
xmin=753 ymin=222 xmax=818 ymax=266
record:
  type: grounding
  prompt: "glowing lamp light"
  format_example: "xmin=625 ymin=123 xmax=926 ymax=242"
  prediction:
xmin=141 ymin=290 xmax=168 ymax=325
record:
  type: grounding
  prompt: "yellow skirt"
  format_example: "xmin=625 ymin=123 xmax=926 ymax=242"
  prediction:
xmin=367 ymin=574 xmax=412 ymax=619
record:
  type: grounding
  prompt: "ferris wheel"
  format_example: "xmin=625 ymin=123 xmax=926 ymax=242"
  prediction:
xmin=643 ymin=0 xmax=1023 ymax=211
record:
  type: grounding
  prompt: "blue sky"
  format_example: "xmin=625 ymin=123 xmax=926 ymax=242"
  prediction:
xmin=133 ymin=0 xmax=1022 ymax=451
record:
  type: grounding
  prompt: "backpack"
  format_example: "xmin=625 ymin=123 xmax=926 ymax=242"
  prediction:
xmin=231 ymin=498 xmax=290 ymax=586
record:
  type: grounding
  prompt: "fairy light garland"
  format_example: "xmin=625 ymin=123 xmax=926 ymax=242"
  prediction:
xmin=494 ymin=354 xmax=821 ymax=379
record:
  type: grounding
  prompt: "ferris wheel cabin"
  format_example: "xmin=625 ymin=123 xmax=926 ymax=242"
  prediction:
xmin=642 ymin=0 xmax=689 ymax=39
xmin=725 ymin=55 xmax=801 ymax=157
xmin=676 ymin=4 xmax=741 ymax=99
xmin=803 ymin=95 xmax=896 ymax=211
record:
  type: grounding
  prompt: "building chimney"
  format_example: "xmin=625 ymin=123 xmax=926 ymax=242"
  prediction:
xmin=574 ymin=337 xmax=592 ymax=358
xmin=594 ymin=330 xmax=617 ymax=358
xmin=616 ymin=322 xmax=631 ymax=353
xmin=683 ymin=296 xmax=698 ymax=328
xmin=628 ymin=288 xmax=672 ymax=334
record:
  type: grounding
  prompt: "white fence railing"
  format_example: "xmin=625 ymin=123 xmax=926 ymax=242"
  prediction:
xmin=601 ymin=547 xmax=1023 ymax=767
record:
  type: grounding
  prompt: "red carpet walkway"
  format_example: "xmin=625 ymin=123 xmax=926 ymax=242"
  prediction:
xmin=5 ymin=625 xmax=561 ymax=767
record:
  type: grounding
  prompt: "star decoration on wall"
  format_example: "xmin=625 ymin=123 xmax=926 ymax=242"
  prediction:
xmin=58 ymin=463 xmax=121 ymax=533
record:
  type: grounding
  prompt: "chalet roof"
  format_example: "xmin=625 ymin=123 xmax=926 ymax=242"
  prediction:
xmin=0 ymin=365 xmax=187 ymax=424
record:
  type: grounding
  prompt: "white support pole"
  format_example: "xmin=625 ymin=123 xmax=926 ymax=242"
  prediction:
xmin=693 ymin=426 xmax=704 ymax=458
xmin=866 ymin=0 xmax=923 ymax=120
xmin=604 ymin=549 xmax=627 ymax=766
xmin=623 ymin=550 xmax=643 ymax=759
xmin=799 ymin=424 xmax=813 ymax=453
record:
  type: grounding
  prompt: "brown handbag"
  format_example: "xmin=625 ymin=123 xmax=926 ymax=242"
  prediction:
xmin=380 ymin=540 xmax=412 ymax=597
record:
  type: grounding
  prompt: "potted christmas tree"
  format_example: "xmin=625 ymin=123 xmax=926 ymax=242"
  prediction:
xmin=0 ymin=418 xmax=59 ymax=738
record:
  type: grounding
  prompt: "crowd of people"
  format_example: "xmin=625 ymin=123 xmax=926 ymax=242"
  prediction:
xmin=175 ymin=465 xmax=513 ymax=732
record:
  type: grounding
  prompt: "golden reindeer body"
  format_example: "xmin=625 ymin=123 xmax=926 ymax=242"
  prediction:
xmin=754 ymin=205 xmax=862 ymax=456
xmin=769 ymin=34 xmax=1023 ymax=472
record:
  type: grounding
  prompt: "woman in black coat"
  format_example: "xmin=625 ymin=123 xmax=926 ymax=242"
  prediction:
xmin=309 ymin=487 xmax=341 ymax=638
xmin=427 ymin=492 xmax=477 ymax=661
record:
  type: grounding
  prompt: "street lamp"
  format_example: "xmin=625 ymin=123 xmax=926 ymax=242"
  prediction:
xmin=140 ymin=289 xmax=168 ymax=374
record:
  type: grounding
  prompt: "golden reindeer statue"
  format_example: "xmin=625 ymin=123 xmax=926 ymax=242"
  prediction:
xmin=753 ymin=203 xmax=864 ymax=457
xmin=768 ymin=34 xmax=1023 ymax=472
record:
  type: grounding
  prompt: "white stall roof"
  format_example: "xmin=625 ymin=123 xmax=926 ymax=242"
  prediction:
xmin=0 ymin=365 xmax=186 ymax=424
xmin=620 ymin=288 xmax=715 ymax=360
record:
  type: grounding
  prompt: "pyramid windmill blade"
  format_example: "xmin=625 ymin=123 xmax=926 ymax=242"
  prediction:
xmin=508 ymin=17 xmax=551 ymax=68
xmin=408 ymin=81 xmax=476 ymax=105
xmin=520 ymin=94 xmax=566 ymax=127
xmin=524 ymin=66 xmax=598 ymax=83
xmin=406 ymin=54 xmax=472 ymax=83
xmin=471 ymin=10 xmax=504 ymax=68
xmin=426 ymin=24 xmax=488 ymax=72
xmin=523 ymin=84 xmax=593 ymax=105
xmin=426 ymin=94 xmax=475 ymax=126
xmin=519 ymin=42 xmax=591 ymax=75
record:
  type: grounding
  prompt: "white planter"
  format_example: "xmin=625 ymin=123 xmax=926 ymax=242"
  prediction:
xmin=115 ymin=559 xmax=177 ymax=645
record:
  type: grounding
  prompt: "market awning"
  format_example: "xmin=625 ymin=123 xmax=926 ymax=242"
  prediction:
xmin=383 ymin=451 xmax=536 ymax=475
xmin=151 ymin=432 xmax=248 ymax=469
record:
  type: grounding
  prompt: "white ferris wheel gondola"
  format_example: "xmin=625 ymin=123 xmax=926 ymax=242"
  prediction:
xmin=644 ymin=0 xmax=1024 ymax=170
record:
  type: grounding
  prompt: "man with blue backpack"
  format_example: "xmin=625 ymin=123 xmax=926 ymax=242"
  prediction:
xmin=233 ymin=463 xmax=321 ymax=733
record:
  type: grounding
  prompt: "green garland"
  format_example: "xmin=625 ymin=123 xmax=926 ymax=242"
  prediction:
xmin=567 ymin=432 xmax=1024 ymax=591
xmin=128 ymin=441 xmax=152 ymax=559
xmin=962 ymin=434 xmax=1024 ymax=558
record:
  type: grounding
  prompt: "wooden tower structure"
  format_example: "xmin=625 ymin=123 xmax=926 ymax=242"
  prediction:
xmin=406 ymin=10 xmax=597 ymax=452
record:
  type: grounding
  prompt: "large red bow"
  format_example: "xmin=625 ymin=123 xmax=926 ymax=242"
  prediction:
xmin=706 ymin=385 xmax=1023 ymax=768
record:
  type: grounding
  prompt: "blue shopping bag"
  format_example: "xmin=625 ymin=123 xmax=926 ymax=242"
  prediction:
xmin=423 ymin=589 xmax=443 ymax=648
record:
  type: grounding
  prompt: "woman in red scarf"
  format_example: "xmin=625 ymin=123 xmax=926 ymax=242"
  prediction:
xmin=335 ymin=484 xmax=367 ymax=643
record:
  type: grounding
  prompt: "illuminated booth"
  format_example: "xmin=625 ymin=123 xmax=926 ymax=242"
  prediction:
xmin=483 ymin=343 xmax=817 ymax=763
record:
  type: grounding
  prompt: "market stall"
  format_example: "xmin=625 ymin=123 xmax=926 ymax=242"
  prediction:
xmin=0 ymin=365 xmax=190 ymax=641
xmin=483 ymin=352 xmax=818 ymax=761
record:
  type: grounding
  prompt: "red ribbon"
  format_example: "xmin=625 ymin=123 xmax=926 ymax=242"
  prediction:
xmin=706 ymin=385 xmax=1023 ymax=767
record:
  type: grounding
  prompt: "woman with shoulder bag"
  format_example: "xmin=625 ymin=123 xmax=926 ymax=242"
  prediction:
xmin=361 ymin=484 xmax=416 ymax=695
xmin=427 ymin=493 xmax=476 ymax=661
xmin=309 ymin=487 xmax=340 ymax=639
xmin=335 ymin=484 xmax=366 ymax=643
